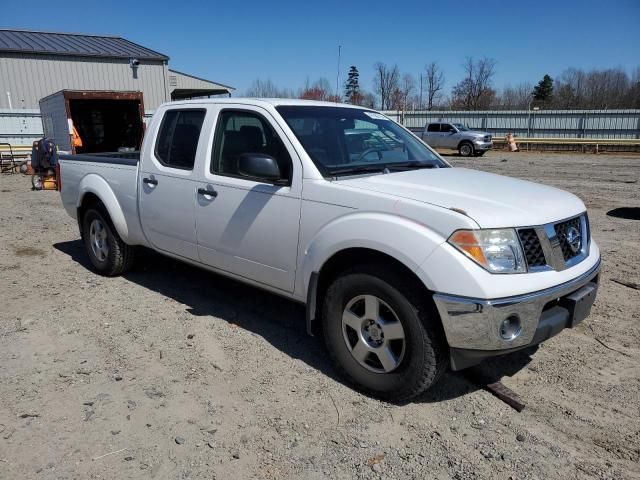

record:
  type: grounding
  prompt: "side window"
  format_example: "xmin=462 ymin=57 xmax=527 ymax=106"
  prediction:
xmin=426 ymin=123 xmax=440 ymax=132
xmin=155 ymin=109 xmax=205 ymax=170
xmin=441 ymin=123 xmax=454 ymax=133
xmin=212 ymin=110 xmax=292 ymax=183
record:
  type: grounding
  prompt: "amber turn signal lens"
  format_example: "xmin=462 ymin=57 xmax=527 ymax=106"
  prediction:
xmin=448 ymin=230 xmax=488 ymax=267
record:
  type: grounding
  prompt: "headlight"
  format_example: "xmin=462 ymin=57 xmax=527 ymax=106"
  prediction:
xmin=448 ymin=229 xmax=526 ymax=274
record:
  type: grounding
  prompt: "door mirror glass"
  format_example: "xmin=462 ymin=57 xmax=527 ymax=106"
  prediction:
xmin=238 ymin=153 xmax=282 ymax=182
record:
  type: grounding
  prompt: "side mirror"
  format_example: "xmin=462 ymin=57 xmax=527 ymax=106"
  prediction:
xmin=238 ymin=153 xmax=281 ymax=182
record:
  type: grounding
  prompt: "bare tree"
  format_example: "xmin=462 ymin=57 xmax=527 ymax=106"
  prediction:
xmin=451 ymin=57 xmax=497 ymax=110
xmin=360 ymin=92 xmax=376 ymax=109
xmin=399 ymin=73 xmax=416 ymax=110
xmin=499 ymin=82 xmax=533 ymax=109
xmin=245 ymin=79 xmax=293 ymax=98
xmin=373 ymin=62 xmax=400 ymax=110
xmin=551 ymin=67 xmax=638 ymax=109
xmin=424 ymin=62 xmax=445 ymax=110
xmin=299 ymin=77 xmax=334 ymax=101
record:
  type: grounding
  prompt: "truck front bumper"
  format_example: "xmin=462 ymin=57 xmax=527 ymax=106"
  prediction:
xmin=473 ymin=141 xmax=493 ymax=151
xmin=433 ymin=258 xmax=601 ymax=370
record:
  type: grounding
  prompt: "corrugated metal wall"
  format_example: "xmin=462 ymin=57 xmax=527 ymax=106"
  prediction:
xmin=383 ymin=110 xmax=640 ymax=139
xmin=168 ymin=70 xmax=228 ymax=91
xmin=0 ymin=53 xmax=169 ymax=110
xmin=0 ymin=109 xmax=42 ymax=145
xmin=4 ymin=108 xmax=640 ymax=146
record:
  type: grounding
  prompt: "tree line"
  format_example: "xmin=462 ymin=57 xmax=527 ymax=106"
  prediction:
xmin=244 ymin=59 xmax=640 ymax=111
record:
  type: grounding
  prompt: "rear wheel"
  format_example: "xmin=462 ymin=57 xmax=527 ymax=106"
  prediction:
xmin=459 ymin=142 xmax=474 ymax=157
xmin=322 ymin=266 xmax=448 ymax=402
xmin=82 ymin=206 xmax=135 ymax=276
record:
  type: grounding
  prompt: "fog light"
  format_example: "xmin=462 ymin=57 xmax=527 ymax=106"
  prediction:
xmin=500 ymin=315 xmax=522 ymax=341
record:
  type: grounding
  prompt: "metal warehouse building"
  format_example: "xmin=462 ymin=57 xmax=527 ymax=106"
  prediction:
xmin=0 ymin=29 xmax=234 ymax=110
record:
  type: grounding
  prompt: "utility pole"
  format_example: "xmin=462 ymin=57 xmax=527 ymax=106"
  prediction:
xmin=335 ymin=45 xmax=341 ymax=102
xmin=419 ymin=75 xmax=423 ymax=110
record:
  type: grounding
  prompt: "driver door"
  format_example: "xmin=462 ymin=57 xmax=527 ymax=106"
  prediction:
xmin=194 ymin=106 xmax=302 ymax=293
xmin=440 ymin=123 xmax=458 ymax=148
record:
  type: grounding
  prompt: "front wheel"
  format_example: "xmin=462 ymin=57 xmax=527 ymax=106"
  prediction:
xmin=82 ymin=207 xmax=135 ymax=276
xmin=322 ymin=266 xmax=448 ymax=402
xmin=459 ymin=142 xmax=474 ymax=157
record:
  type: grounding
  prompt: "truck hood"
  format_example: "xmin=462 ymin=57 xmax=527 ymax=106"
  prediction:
xmin=339 ymin=167 xmax=586 ymax=228
xmin=465 ymin=130 xmax=490 ymax=137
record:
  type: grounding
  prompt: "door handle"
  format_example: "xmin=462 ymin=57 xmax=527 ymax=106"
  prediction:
xmin=197 ymin=187 xmax=218 ymax=197
xmin=143 ymin=177 xmax=158 ymax=186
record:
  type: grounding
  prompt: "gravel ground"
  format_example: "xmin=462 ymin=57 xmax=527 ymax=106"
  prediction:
xmin=0 ymin=151 xmax=639 ymax=480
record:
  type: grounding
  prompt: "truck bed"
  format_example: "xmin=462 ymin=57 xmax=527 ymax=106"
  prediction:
xmin=57 ymin=150 xmax=148 ymax=247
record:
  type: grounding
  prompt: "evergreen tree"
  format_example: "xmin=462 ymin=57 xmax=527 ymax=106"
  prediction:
xmin=344 ymin=66 xmax=361 ymax=104
xmin=532 ymin=74 xmax=554 ymax=103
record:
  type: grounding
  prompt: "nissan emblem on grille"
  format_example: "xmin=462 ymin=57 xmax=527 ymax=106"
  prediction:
xmin=565 ymin=226 xmax=581 ymax=254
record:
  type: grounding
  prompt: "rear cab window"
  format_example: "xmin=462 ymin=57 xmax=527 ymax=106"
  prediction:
xmin=155 ymin=109 xmax=206 ymax=170
xmin=426 ymin=123 xmax=440 ymax=132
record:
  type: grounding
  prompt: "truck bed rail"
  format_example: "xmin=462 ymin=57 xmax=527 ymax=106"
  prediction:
xmin=58 ymin=151 xmax=140 ymax=166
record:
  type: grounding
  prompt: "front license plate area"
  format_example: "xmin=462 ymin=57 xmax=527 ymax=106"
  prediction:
xmin=560 ymin=282 xmax=598 ymax=327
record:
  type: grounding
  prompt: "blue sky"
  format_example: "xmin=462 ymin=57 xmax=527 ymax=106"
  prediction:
xmin=3 ymin=0 xmax=639 ymax=96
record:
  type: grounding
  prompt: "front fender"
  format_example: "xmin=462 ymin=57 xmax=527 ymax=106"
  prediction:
xmin=302 ymin=211 xmax=446 ymax=297
xmin=77 ymin=174 xmax=129 ymax=242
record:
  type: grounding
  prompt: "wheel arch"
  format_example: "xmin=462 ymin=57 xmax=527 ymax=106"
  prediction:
xmin=76 ymin=174 xmax=129 ymax=242
xmin=306 ymin=247 xmax=440 ymax=336
xmin=457 ymin=139 xmax=474 ymax=150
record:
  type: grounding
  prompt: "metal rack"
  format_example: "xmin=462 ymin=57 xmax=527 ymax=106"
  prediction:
xmin=0 ymin=143 xmax=17 ymax=174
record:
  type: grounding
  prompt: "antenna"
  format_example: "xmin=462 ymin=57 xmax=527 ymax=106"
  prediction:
xmin=336 ymin=45 xmax=341 ymax=102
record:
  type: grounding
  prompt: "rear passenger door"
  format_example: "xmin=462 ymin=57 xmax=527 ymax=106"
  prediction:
xmin=139 ymin=108 xmax=206 ymax=261
xmin=194 ymin=106 xmax=302 ymax=293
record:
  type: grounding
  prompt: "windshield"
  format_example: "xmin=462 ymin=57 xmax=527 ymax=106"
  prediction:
xmin=452 ymin=123 xmax=469 ymax=131
xmin=276 ymin=106 xmax=448 ymax=176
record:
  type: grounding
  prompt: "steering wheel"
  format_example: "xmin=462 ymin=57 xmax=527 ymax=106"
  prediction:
xmin=356 ymin=148 xmax=384 ymax=162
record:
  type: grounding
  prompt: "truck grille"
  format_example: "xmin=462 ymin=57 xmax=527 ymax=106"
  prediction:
xmin=554 ymin=216 xmax=583 ymax=261
xmin=518 ymin=228 xmax=546 ymax=267
xmin=517 ymin=214 xmax=589 ymax=272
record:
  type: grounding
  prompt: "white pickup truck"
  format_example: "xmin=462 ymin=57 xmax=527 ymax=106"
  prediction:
xmin=58 ymin=99 xmax=600 ymax=401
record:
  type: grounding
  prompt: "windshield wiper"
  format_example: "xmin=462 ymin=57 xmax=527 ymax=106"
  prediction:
xmin=329 ymin=161 xmax=440 ymax=177
xmin=328 ymin=164 xmax=389 ymax=176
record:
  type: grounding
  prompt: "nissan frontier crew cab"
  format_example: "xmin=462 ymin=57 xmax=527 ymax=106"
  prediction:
xmin=57 ymin=99 xmax=600 ymax=402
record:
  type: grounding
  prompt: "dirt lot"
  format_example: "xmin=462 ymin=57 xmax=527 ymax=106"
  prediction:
xmin=1 ymin=151 xmax=639 ymax=480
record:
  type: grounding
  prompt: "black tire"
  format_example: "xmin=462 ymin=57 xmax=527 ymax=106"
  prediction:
xmin=322 ymin=265 xmax=448 ymax=402
xmin=82 ymin=206 xmax=135 ymax=276
xmin=459 ymin=141 xmax=474 ymax=157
